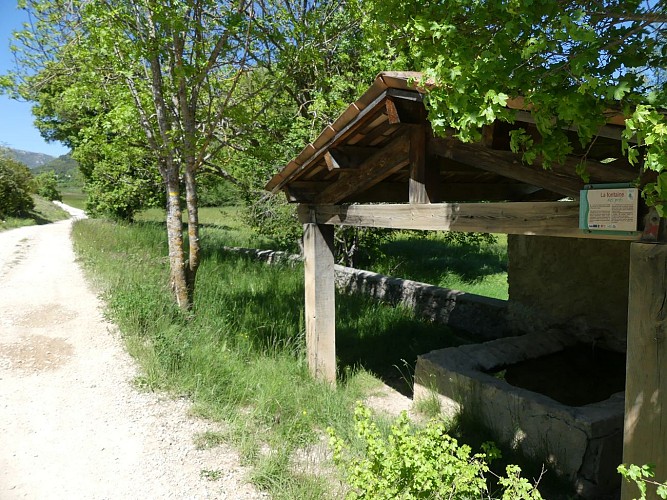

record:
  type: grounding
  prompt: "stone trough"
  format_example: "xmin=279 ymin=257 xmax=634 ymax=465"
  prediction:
xmin=414 ymin=328 xmax=625 ymax=498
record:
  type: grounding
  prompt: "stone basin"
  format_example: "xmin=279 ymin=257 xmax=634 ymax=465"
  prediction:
xmin=414 ymin=329 xmax=625 ymax=498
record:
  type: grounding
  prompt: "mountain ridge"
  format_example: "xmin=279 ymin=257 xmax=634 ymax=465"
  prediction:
xmin=1 ymin=146 xmax=57 ymax=169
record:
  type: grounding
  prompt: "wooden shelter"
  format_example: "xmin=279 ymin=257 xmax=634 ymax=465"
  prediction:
xmin=265 ymin=72 xmax=666 ymax=497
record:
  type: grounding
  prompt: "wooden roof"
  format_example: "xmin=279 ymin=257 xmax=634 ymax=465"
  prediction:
xmin=266 ymin=72 xmax=645 ymax=206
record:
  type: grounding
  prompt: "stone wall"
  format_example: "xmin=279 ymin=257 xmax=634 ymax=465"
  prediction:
xmin=223 ymin=246 xmax=508 ymax=340
xmin=507 ymin=235 xmax=632 ymax=352
xmin=334 ymin=265 xmax=509 ymax=340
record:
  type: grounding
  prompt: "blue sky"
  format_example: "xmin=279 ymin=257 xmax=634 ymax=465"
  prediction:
xmin=0 ymin=2 xmax=68 ymax=157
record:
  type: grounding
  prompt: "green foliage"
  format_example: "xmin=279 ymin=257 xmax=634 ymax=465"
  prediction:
xmin=198 ymin=176 xmax=243 ymax=208
xmin=245 ymin=195 xmax=302 ymax=252
xmin=618 ymin=463 xmax=667 ymax=500
xmin=32 ymin=171 xmax=62 ymax=201
xmin=363 ymin=0 xmax=667 ymax=203
xmin=35 ymin=154 xmax=81 ymax=187
xmin=83 ymin=152 xmax=162 ymax=222
xmin=328 ymin=404 xmax=542 ymax=499
xmin=0 ymin=155 xmax=34 ymax=218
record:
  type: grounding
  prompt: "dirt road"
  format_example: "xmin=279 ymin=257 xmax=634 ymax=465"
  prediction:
xmin=0 ymin=206 xmax=263 ymax=499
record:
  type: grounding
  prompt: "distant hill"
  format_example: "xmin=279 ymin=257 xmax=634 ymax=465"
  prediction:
xmin=1 ymin=147 xmax=56 ymax=169
xmin=36 ymin=154 xmax=81 ymax=185
xmin=0 ymin=147 xmax=80 ymax=185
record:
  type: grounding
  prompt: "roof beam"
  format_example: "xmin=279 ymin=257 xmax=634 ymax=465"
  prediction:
xmin=287 ymin=180 xmax=553 ymax=204
xmin=513 ymin=110 xmax=634 ymax=143
xmin=430 ymin=137 xmax=639 ymax=199
xmin=315 ymin=132 xmax=410 ymax=204
xmin=409 ymin=125 xmax=430 ymax=203
xmin=297 ymin=202 xmax=640 ymax=241
xmin=430 ymin=138 xmax=583 ymax=198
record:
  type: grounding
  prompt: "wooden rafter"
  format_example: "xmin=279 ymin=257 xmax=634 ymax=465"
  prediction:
xmin=429 ymin=138 xmax=583 ymax=198
xmin=287 ymin=180 xmax=554 ymax=203
xmin=315 ymin=132 xmax=411 ymax=204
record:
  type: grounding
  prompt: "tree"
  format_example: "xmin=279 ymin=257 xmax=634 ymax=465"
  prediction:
xmin=9 ymin=0 xmax=259 ymax=310
xmin=237 ymin=0 xmax=385 ymax=247
xmin=6 ymin=0 xmax=384 ymax=303
xmin=32 ymin=171 xmax=61 ymax=201
xmin=0 ymin=154 xmax=34 ymax=218
xmin=363 ymin=0 xmax=667 ymax=209
xmin=26 ymin=58 xmax=162 ymax=221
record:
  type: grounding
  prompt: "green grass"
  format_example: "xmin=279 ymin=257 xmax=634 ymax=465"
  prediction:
xmin=135 ymin=205 xmax=274 ymax=249
xmin=362 ymin=232 xmax=509 ymax=300
xmin=60 ymin=186 xmax=87 ymax=210
xmin=71 ymin=218 xmax=475 ymax=497
xmin=0 ymin=195 xmax=70 ymax=231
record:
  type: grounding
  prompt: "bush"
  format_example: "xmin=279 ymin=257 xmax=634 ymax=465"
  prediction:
xmin=33 ymin=171 xmax=62 ymax=201
xmin=0 ymin=156 xmax=34 ymax=218
xmin=618 ymin=464 xmax=667 ymax=499
xmin=328 ymin=404 xmax=542 ymax=499
xmin=245 ymin=193 xmax=302 ymax=252
xmin=198 ymin=175 xmax=243 ymax=207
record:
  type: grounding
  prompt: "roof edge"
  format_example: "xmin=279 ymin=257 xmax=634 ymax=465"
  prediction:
xmin=265 ymin=72 xmax=423 ymax=193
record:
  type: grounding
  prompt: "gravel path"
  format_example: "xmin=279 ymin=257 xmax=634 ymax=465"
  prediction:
xmin=0 ymin=205 xmax=265 ymax=499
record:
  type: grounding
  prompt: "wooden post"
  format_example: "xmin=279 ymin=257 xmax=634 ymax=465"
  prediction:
xmin=409 ymin=125 xmax=430 ymax=204
xmin=622 ymin=242 xmax=667 ymax=499
xmin=303 ymin=221 xmax=336 ymax=384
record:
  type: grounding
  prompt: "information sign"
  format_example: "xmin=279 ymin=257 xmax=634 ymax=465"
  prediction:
xmin=579 ymin=184 xmax=639 ymax=232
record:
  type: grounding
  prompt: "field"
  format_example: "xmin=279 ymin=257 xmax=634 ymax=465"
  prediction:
xmin=136 ymin=206 xmax=509 ymax=299
xmin=60 ymin=186 xmax=87 ymax=210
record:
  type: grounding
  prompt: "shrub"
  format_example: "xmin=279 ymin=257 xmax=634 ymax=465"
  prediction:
xmin=618 ymin=463 xmax=667 ymax=499
xmin=33 ymin=171 xmax=62 ymax=201
xmin=0 ymin=156 xmax=34 ymax=218
xmin=328 ymin=403 xmax=542 ymax=500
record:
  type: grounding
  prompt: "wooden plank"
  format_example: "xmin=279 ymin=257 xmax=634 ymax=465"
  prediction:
xmin=430 ymin=138 xmax=583 ymax=198
xmin=386 ymin=88 xmax=424 ymax=102
xmin=386 ymin=98 xmax=400 ymax=124
xmin=303 ymin=222 xmax=336 ymax=384
xmin=386 ymin=94 xmax=427 ymax=125
xmin=315 ymin=132 xmax=410 ymax=204
xmin=409 ymin=125 xmax=429 ymax=204
xmin=513 ymin=109 xmax=634 ymax=143
xmin=325 ymin=151 xmax=348 ymax=171
xmin=297 ymin=202 xmax=641 ymax=240
xmin=358 ymin=120 xmax=400 ymax=147
xmin=622 ymin=242 xmax=667 ymax=499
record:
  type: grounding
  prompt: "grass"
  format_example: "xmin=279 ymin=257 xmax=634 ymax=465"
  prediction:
xmin=71 ymin=218 xmax=476 ymax=498
xmin=0 ymin=195 xmax=70 ymax=231
xmin=135 ymin=205 xmax=275 ymax=249
xmin=60 ymin=186 xmax=87 ymax=210
xmin=361 ymin=231 xmax=509 ymax=300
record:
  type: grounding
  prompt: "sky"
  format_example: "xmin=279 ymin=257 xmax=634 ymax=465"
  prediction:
xmin=0 ymin=2 xmax=68 ymax=157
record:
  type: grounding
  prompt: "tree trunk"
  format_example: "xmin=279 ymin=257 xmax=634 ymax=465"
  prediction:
xmin=184 ymin=164 xmax=200 ymax=305
xmin=165 ymin=167 xmax=190 ymax=310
